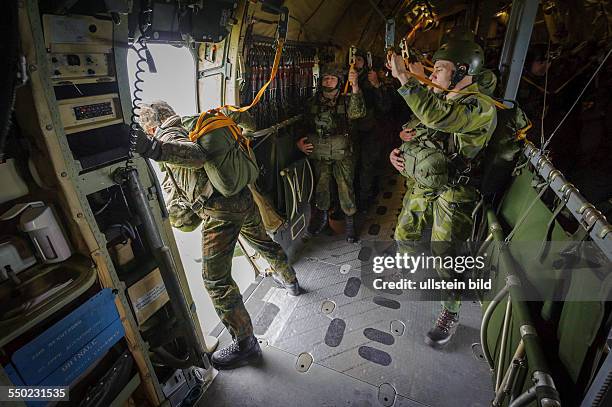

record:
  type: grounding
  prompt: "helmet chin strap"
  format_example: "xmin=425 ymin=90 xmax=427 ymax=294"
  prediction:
xmin=448 ymin=64 xmax=468 ymax=90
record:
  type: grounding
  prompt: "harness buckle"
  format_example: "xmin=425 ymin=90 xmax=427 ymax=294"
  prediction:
xmin=191 ymin=199 xmax=204 ymax=212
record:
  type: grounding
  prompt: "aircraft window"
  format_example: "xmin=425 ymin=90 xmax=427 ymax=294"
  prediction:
xmin=127 ymin=43 xmax=197 ymax=116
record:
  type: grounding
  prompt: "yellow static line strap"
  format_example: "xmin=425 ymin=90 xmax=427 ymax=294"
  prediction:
xmin=401 ymin=67 xmax=533 ymax=138
xmin=402 ymin=68 xmax=508 ymax=110
xmin=221 ymin=38 xmax=285 ymax=114
xmin=342 ymin=63 xmax=355 ymax=95
xmin=516 ymin=121 xmax=532 ymax=141
xmin=188 ymin=111 xmax=250 ymax=151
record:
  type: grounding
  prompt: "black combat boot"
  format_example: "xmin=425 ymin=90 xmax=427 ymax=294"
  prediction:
xmin=345 ymin=215 xmax=357 ymax=243
xmin=211 ymin=335 xmax=262 ymax=369
xmin=425 ymin=308 xmax=459 ymax=348
xmin=271 ymin=274 xmax=301 ymax=296
xmin=310 ymin=209 xmax=329 ymax=235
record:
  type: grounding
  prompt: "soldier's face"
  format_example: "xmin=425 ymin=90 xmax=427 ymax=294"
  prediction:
xmin=430 ymin=60 xmax=454 ymax=93
xmin=322 ymin=75 xmax=339 ymax=89
xmin=146 ymin=126 xmax=157 ymax=135
xmin=354 ymin=56 xmax=365 ymax=70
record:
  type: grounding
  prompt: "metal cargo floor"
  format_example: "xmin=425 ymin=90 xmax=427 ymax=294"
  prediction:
xmin=200 ymin=174 xmax=493 ymax=407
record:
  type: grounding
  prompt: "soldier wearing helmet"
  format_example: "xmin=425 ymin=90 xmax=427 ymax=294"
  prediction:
xmin=297 ymin=63 xmax=366 ymax=242
xmin=388 ymin=35 xmax=497 ymax=348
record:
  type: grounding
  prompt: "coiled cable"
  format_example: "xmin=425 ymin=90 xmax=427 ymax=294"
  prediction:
xmin=127 ymin=36 xmax=149 ymax=168
xmin=126 ymin=3 xmax=153 ymax=168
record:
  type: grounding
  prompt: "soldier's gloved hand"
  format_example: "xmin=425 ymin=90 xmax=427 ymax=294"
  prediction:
xmin=367 ymin=70 xmax=380 ymax=88
xmin=134 ymin=130 xmax=162 ymax=160
xmin=390 ymin=148 xmax=405 ymax=172
xmin=348 ymin=69 xmax=359 ymax=93
xmin=297 ymin=137 xmax=314 ymax=155
xmin=399 ymin=128 xmax=416 ymax=142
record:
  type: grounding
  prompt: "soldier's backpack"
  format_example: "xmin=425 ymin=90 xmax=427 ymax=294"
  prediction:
xmin=183 ymin=114 xmax=259 ymax=197
xmin=478 ymin=100 xmax=531 ymax=196
xmin=159 ymin=114 xmax=259 ymax=232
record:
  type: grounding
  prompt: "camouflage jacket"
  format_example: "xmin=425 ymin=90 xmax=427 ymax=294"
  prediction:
xmin=154 ymin=112 xmax=256 ymax=219
xmin=397 ymin=78 xmax=497 ymax=161
xmin=400 ymin=70 xmax=499 ymax=151
xmin=304 ymin=90 xmax=366 ymax=138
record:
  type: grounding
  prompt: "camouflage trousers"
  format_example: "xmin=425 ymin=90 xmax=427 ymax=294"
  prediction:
xmin=201 ymin=189 xmax=296 ymax=341
xmin=394 ymin=183 xmax=479 ymax=313
xmin=312 ymin=157 xmax=357 ymax=216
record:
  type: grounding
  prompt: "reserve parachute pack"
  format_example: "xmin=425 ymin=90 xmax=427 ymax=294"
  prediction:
xmin=159 ymin=113 xmax=259 ymax=232
xmin=400 ymin=141 xmax=449 ymax=190
xmin=398 ymin=98 xmax=530 ymax=194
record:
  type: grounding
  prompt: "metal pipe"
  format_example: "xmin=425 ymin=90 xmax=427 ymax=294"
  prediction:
xmin=305 ymin=158 xmax=314 ymax=203
xmin=251 ymin=114 xmax=302 ymax=138
xmin=493 ymin=341 xmax=525 ymax=406
xmin=476 ymin=232 xmax=494 ymax=258
xmin=480 ymin=282 xmax=511 ymax=370
xmin=487 ymin=209 xmax=562 ymax=406
xmin=509 ymin=386 xmax=537 ymax=407
xmin=496 ymin=295 xmax=513 ymax=390
xmin=280 ymin=168 xmax=298 ymax=219
xmin=523 ymin=141 xmax=612 ymax=261
xmin=123 ymin=168 xmax=207 ymax=368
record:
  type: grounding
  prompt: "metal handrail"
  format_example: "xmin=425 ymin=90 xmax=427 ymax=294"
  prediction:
xmin=523 ymin=142 xmax=612 ymax=261
xmin=486 ymin=208 xmax=562 ymax=407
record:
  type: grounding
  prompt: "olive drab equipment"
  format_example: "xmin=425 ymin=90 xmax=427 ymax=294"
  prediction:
xmin=400 ymin=142 xmax=449 ymax=190
xmin=158 ymin=113 xmax=260 ymax=232
xmin=432 ymin=39 xmax=484 ymax=89
xmin=155 ymin=123 xmax=205 ymax=232
xmin=185 ymin=112 xmax=260 ymax=197
xmin=308 ymin=99 xmax=352 ymax=161
xmin=342 ymin=45 xmax=358 ymax=95
xmin=397 ymin=99 xmax=531 ymax=195
xmin=479 ymin=101 xmax=531 ymax=196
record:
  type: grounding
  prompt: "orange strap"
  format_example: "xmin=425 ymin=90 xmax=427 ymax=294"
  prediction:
xmin=399 ymin=64 xmax=533 ymax=138
xmin=188 ymin=111 xmax=250 ymax=151
xmin=342 ymin=63 xmax=355 ymax=95
xmin=516 ymin=121 xmax=533 ymax=141
xmin=220 ymin=38 xmax=285 ymax=114
xmin=402 ymin=67 xmax=509 ymax=110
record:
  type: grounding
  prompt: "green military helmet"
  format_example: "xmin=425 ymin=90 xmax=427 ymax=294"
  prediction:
xmin=319 ymin=63 xmax=345 ymax=81
xmin=432 ymin=39 xmax=484 ymax=76
xmin=319 ymin=63 xmax=345 ymax=91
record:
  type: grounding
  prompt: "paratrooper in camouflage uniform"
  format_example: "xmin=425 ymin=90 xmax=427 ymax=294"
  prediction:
xmin=297 ymin=63 xmax=366 ymax=242
xmin=388 ymin=37 xmax=497 ymax=348
xmin=135 ymin=101 xmax=299 ymax=369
